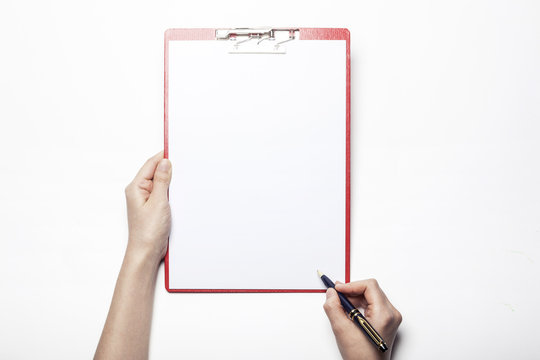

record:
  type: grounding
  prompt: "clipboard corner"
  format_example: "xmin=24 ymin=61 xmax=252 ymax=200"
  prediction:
xmin=164 ymin=247 xmax=172 ymax=292
xmin=164 ymin=28 xmax=216 ymax=41
xmin=164 ymin=28 xmax=174 ymax=41
xmin=299 ymin=27 xmax=350 ymax=41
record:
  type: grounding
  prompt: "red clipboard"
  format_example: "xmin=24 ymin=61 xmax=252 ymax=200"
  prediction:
xmin=164 ymin=28 xmax=350 ymax=293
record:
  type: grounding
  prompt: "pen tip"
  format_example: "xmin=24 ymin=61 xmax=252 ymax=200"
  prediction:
xmin=317 ymin=269 xmax=323 ymax=277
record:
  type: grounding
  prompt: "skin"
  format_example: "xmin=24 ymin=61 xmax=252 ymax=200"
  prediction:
xmin=95 ymin=152 xmax=172 ymax=360
xmin=324 ymin=280 xmax=402 ymax=360
xmin=95 ymin=152 xmax=401 ymax=360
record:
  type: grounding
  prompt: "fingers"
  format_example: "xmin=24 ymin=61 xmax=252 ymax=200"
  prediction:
xmin=330 ymin=279 xmax=403 ymax=348
xmin=148 ymin=159 xmax=172 ymax=203
xmin=335 ymin=279 xmax=388 ymax=307
xmin=334 ymin=281 xmax=367 ymax=309
xmin=323 ymin=288 xmax=356 ymax=336
xmin=135 ymin=152 xmax=164 ymax=181
xmin=125 ymin=152 xmax=170 ymax=206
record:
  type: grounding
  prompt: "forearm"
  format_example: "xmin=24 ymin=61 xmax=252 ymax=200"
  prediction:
xmin=95 ymin=246 xmax=160 ymax=360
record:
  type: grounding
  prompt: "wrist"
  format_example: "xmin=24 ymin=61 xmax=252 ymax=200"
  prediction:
xmin=125 ymin=240 xmax=163 ymax=270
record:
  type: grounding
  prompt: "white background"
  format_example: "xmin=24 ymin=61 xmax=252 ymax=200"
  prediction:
xmin=0 ymin=0 xmax=539 ymax=359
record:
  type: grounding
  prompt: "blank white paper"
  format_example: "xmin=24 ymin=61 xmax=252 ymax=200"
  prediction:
xmin=168 ymin=39 xmax=346 ymax=290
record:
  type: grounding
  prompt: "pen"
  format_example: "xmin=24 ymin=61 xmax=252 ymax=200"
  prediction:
xmin=318 ymin=270 xmax=388 ymax=353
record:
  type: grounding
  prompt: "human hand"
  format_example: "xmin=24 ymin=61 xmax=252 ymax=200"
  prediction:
xmin=323 ymin=279 xmax=402 ymax=360
xmin=124 ymin=152 xmax=172 ymax=267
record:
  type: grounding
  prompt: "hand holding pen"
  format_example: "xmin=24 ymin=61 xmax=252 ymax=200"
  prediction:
xmin=321 ymin=276 xmax=402 ymax=360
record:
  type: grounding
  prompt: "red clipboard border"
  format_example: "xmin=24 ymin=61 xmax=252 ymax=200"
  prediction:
xmin=164 ymin=28 xmax=350 ymax=293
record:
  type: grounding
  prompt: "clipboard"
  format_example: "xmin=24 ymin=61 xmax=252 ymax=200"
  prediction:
xmin=164 ymin=28 xmax=350 ymax=293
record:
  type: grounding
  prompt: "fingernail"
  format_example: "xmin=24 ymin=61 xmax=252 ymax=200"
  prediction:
xmin=158 ymin=159 xmax=171 ymax=172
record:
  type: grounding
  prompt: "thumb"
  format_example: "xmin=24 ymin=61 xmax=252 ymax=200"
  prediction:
xmin=323 ymin=288 xmax=352 ymax=335
xmin=150 ymin=159 xmax=172 ymax=202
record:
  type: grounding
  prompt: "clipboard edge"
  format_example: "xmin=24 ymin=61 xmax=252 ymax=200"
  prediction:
xmin=163 ymin=27 xmax=351 ymax=293
xmin=166 ymin=289 xmax=327 ymax=293
xmin=298 ymin=27 xmax=350 ymax=41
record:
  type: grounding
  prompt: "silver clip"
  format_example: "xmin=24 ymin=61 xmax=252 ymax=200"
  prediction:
xmin=216 ymin=28 xmax=298 ymax=54
xmin=274 ymin=30 xmax=296 ymax=51
xmin=216 ymin=28 xmax=275 ymax=40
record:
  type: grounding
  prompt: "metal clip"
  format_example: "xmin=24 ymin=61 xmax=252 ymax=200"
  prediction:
xmin=216 ymin=28 xmax=299 ymax=54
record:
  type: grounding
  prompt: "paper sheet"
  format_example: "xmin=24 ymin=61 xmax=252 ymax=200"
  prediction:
xmin=168 ymin=39 xmax=346 ymax=290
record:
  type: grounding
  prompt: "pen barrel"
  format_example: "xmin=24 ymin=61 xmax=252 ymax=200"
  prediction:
xmin=348 ymin=309 xmax=388 ymax=353
xmin=337 ymin=292 xmax=355 ymax=313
